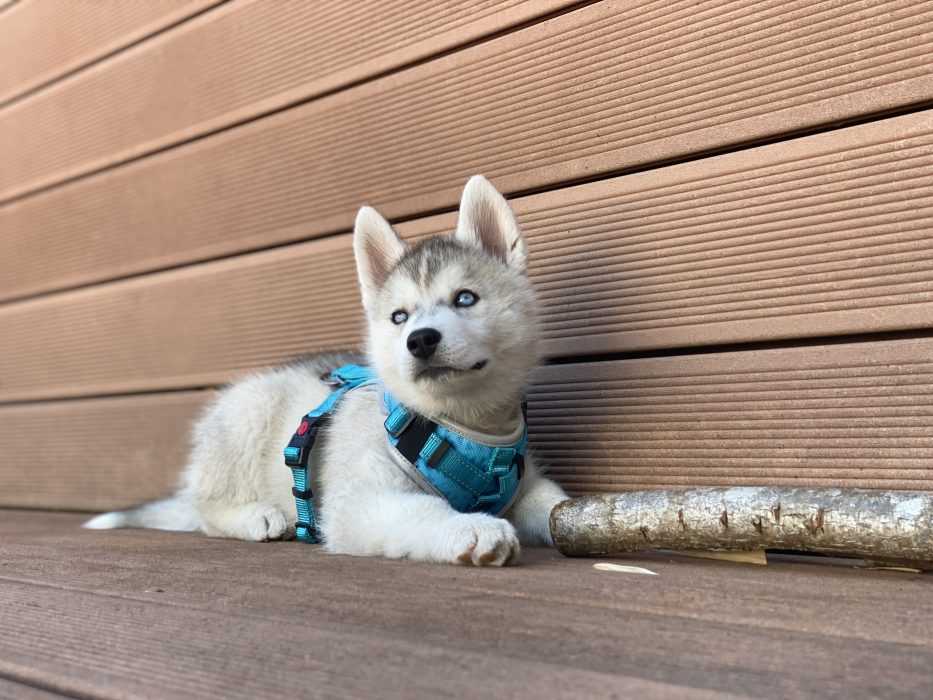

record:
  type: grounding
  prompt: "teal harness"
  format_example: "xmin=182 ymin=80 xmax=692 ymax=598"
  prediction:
xmin=284 ymin=364 xmax=527 ymax=543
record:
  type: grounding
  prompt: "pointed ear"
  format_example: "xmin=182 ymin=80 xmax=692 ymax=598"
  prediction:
xmin=353 ymin=206 xmax=407 ymax=310
xmin=454 ymin=175 xmax=527 ymax=271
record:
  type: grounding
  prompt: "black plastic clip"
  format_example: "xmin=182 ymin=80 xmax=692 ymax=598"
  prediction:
xmin=292 ymin=486 xmax=314 ymax=500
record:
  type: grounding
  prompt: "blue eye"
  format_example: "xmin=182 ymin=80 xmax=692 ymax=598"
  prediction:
xmin=454 ymin=290 xmax=478 ymax=308
xmin=391 ymin=310 xmax=409 ymax=325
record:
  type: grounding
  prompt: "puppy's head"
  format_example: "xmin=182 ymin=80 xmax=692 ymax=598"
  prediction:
xmin=353 ymin=176 xmax=539 ymax=421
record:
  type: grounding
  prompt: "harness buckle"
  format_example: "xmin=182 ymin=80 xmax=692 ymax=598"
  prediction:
xmin=292 ymin=486 xmax=313 ymax=500
xmin=321 ymin=372 xmax=344 ymax=388
xmin=284 ymin=417 xmax=323 ymax=467
xmin=422 ymin=434 xmax=450 ymax=468
xmin=295 ymin=521 xmax=319 ymax=542
xmin=384 ymin=406 xmax=415 ymax=437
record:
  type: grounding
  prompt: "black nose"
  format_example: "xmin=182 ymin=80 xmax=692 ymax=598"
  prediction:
xmin=407 ymin=328 xmax=442 ymax=359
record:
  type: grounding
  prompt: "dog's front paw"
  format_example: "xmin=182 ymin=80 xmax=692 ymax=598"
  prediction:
xmin=447 ymin=514 xmax=520 ymax=566
xmin=239 ymin=504 xmax=290 ymax=542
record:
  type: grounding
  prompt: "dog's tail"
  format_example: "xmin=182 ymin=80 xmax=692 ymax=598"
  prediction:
xmin=83 ymin=496 xmax=200 ymax=532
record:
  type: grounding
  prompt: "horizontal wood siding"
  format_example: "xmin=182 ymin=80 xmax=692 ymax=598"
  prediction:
xmin=0 ymin=392 xmax=209 ymax=510
xmin=1 ymin=0 xmax=932 ymax=508
xmin=0 ymin=0 xmax=568 ymax=201
xmin=4 ymin=338 xmax=930 ymax=511
xmin=1 ymin=113 xmax=931 ymax=402
xmin=0 ymin=0 xmax=221 ymax=104
xmin=3 ymin=0 xmax=933 ymax=301
xmin=530 ymin=339 xmax=933 ymax=494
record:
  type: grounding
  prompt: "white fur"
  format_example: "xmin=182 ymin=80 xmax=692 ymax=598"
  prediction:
xmin=85 ymin=176 xmax=568 ymax=566
xmin=457 ymin=174 xmax=528 ymax=271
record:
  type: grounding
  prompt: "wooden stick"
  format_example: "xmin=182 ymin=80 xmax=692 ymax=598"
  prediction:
xmin=550 ymin=488 xmax=933 ymax=568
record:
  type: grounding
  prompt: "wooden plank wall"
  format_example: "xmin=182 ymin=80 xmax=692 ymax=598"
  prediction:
xmin=1 ymin=0 xmax=932 ymax=510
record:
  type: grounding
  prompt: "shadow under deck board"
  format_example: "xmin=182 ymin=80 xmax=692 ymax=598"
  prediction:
xmin=3 ymin=0 xmax=933 ymax=300
xmin=2 ymin=337 xmax=931 ymax=511
xmin=0 ymin=112 xmax=932 ymax=402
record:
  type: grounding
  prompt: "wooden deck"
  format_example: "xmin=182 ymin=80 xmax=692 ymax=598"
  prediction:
xmin=1 ymin=510 xmax=930 ymax=699
xmin=3 ymin=4 xmax=933 ymax=695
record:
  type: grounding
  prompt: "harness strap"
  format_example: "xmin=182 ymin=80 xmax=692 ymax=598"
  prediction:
xmin=384 ymin=402 xmax=526 ymax=514
xmin=286 ymin=364 xmax=526 ymax=544
xmin=284 ymin=411 xmax=329 ymax=543
xmin=284 ymin=364 xmax=376 ymax=543
xmin=394 ymin=417 xmax=437 ymax=465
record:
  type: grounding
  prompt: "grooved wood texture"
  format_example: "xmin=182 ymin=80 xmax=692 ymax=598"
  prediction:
xmin=0 ymin=392 xmax=209 ymax=510
xmin=0 ymin=0 xmax=570 ymax=202
xmin=4 ymin=339 xmax=930 ymax=512
xmin=5 ymin=0 xmax=933 ymax=300
xmin=0 ymin=678 xmax=65 ymax=700
xmin=0 ymin=578 xmax=695 ymax=700
xmin=0 ymin=0 xmax=220 ymax=105
xmin=529 ymin=338 xmax=933 ymax=494
xmin=2 ymin=114 xmax=933 ymax=402
xmin=0 ymin=236 xmax=361 ymax=402
xmin=7 ymin=513 xmax=932 ymax=699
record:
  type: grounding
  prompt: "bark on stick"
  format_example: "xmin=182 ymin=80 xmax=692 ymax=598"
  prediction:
xmin=550 ymin=488 xmax=933 ymax=567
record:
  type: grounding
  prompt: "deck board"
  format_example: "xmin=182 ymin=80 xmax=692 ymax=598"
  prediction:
xmin=0 ymin=511 xmax=930 ymax=699
xmin=0 ymin=678 xmax=67 ymax=700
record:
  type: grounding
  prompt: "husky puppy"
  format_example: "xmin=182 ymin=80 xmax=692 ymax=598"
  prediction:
xmin=85 ymin=176 xmax=568 ymax=566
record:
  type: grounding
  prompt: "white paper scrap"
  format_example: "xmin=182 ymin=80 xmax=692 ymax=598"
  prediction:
xmin=593 ymin=562 xmax=658 ymax=576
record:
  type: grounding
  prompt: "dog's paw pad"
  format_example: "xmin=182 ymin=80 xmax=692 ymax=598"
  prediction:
xmin=456 ymin=542 xmax=476 ymax=564
xmin=478 ymin=550 xmax=499 ymax=565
